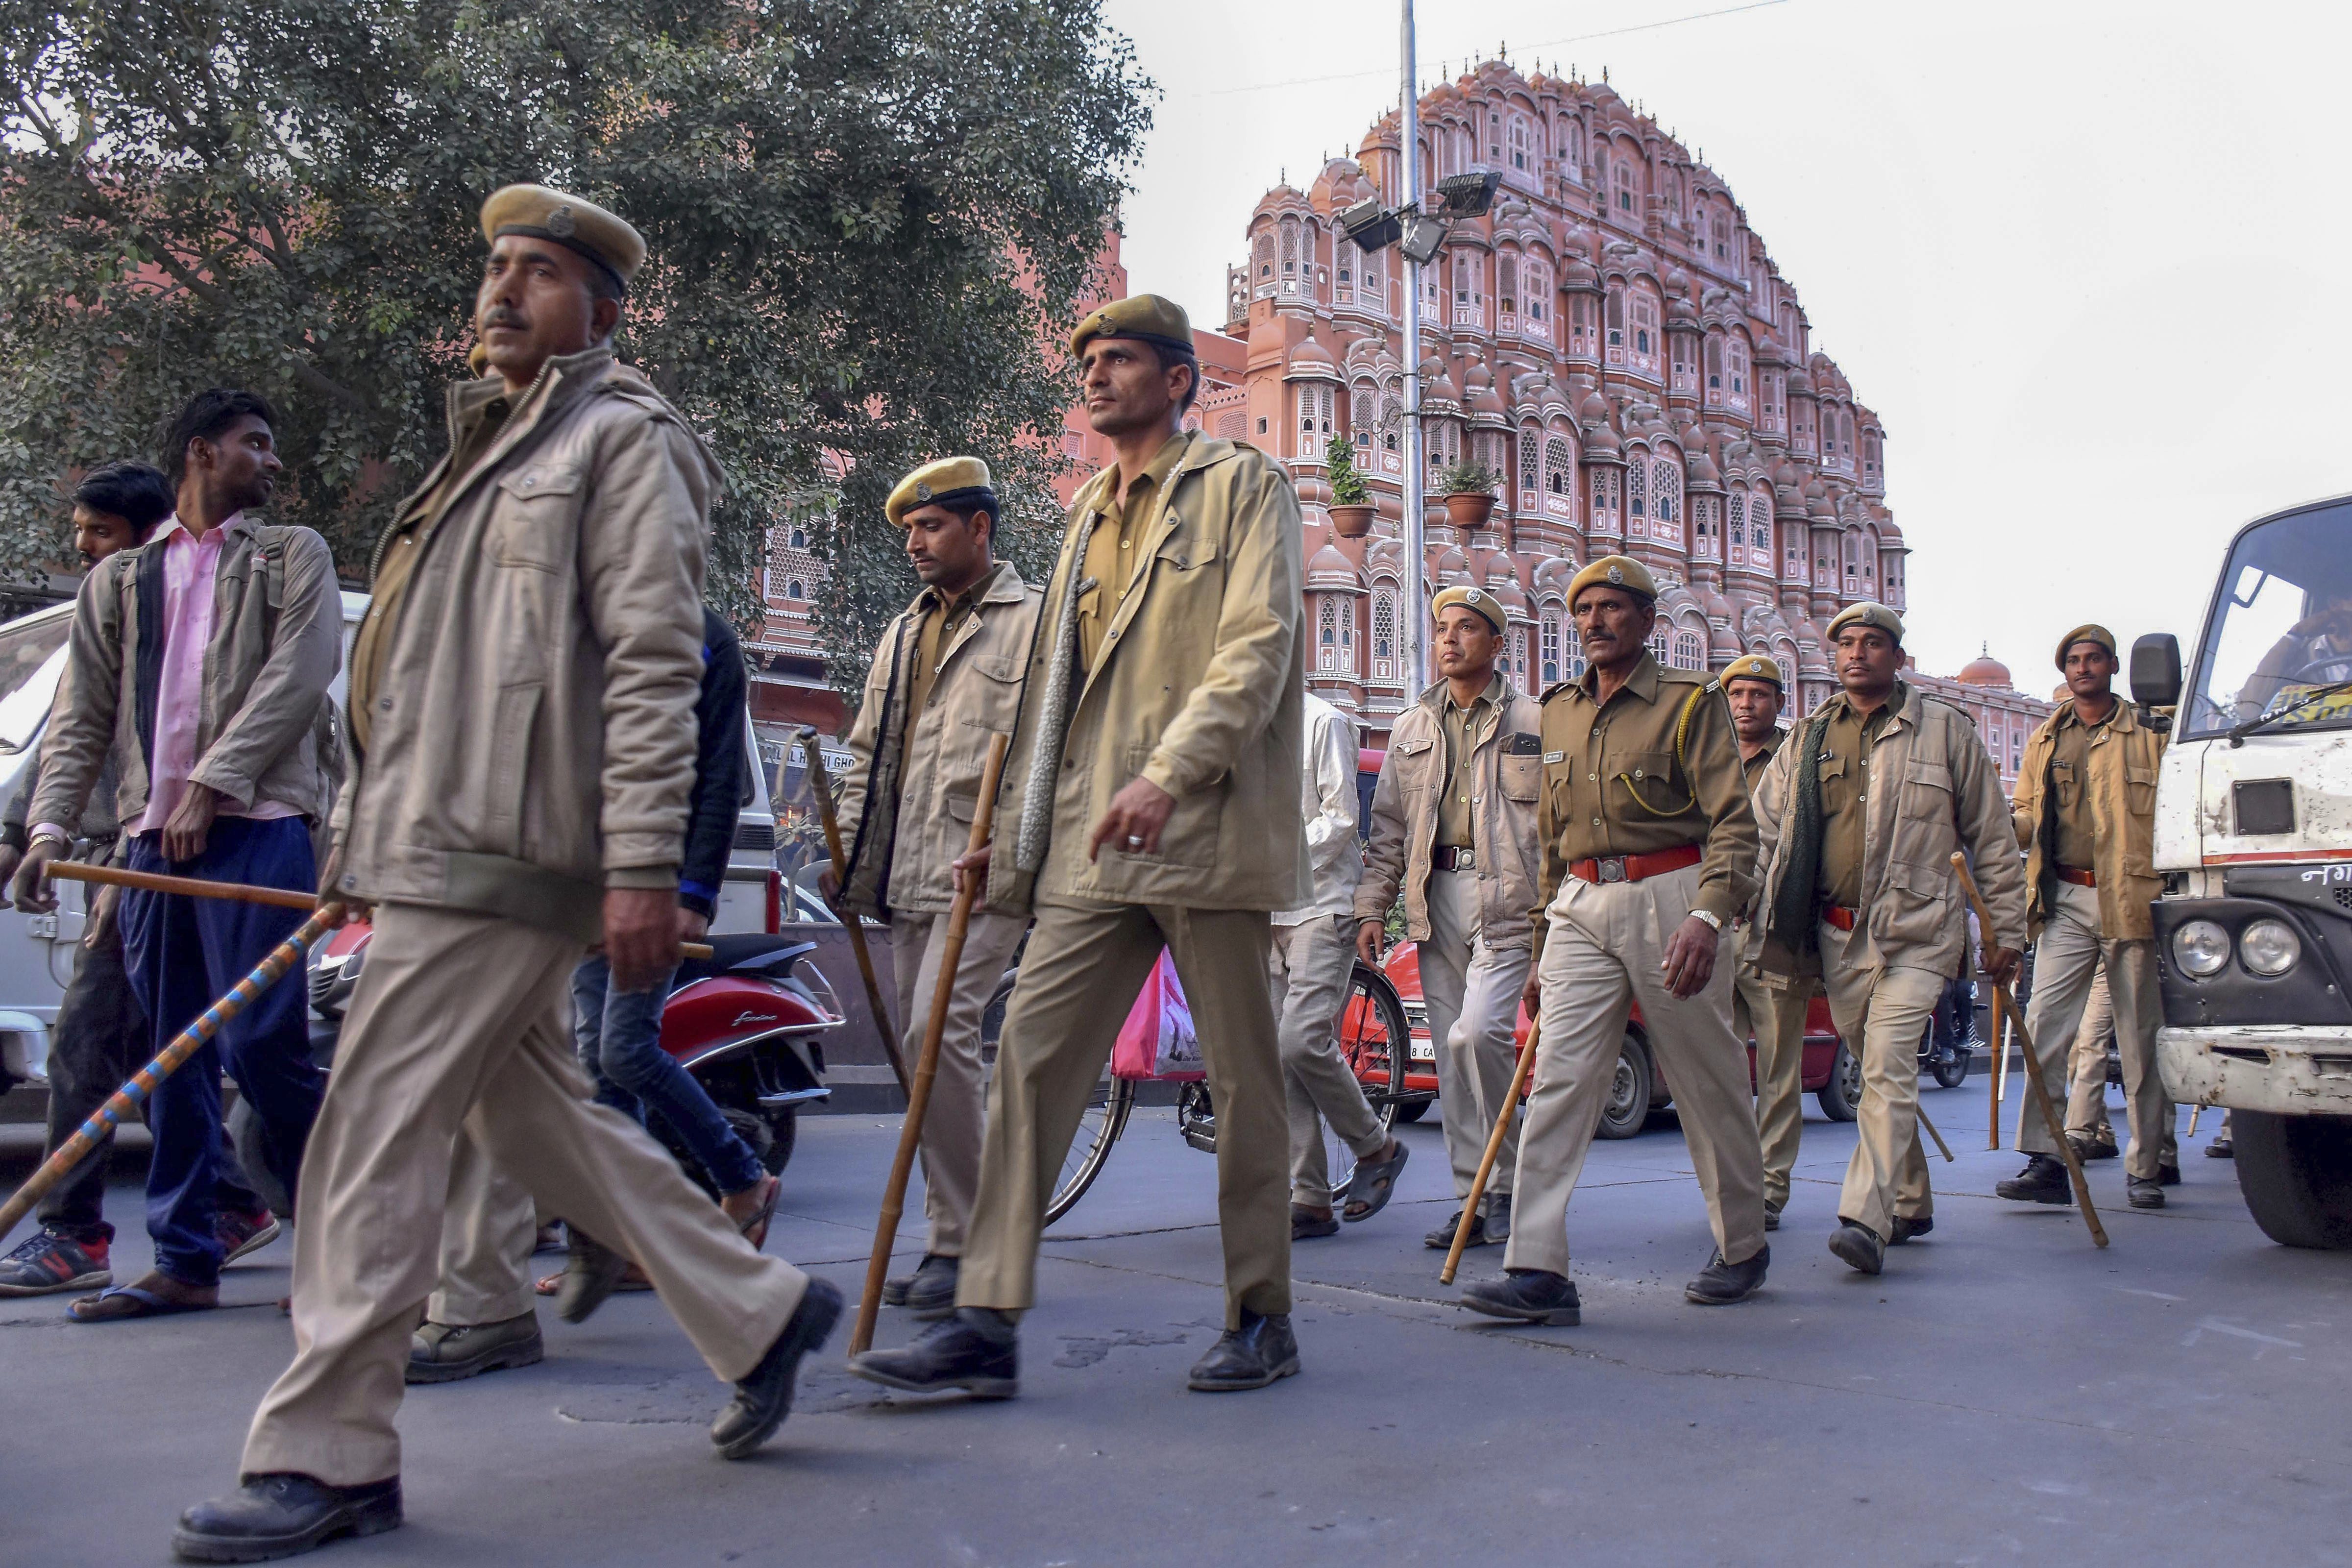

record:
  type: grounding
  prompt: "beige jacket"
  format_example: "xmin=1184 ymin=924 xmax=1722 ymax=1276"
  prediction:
xmin=32 ymin=514 xmax=343 ymax=835
xmin=986 ymin=429 xmax=1306 ymax=915
xmin=329 ymin=347 xmax=719 ymax=943
xmin=2010 ymin=700 xmax=2165 ymax=942
xmin=1355 ymin=679 xmax=1544 ymax=951
xmin=1747 ymin=684 xmax=2028 ymax=979
xmin=838 ymin=562 xmax=1042 ymax=918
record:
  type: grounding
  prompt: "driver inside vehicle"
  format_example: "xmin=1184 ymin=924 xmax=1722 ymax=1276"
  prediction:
xmin=2235 ymin=585 xmax=2352 ymax=723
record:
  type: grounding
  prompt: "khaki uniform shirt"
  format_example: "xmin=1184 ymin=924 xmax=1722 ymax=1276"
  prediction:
xmin=350 ymin=388 xmax=512 ymax=754
xmin=1816 ymin=685 xmax=1906 ymax=911
xmin=2046 ymin=700 xmax=2117 ymax=872
xmin=1076 ymin=432 xmax=1188 ymax=672
xmin=1437 ymin=673 xmax=1503 ymax=849
xmin=1534 ymin=653 xmax=1759 ymax=925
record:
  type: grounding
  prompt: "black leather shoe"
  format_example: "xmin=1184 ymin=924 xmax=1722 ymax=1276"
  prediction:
xmin=1888 ymin=1214 xmax=1933 ymax=1246
xmin=1828 ymin=1221 xmax=1884 ymax=1276
xmin=1995 ymin=1154 xmax=2073 ymax=1204
xmin=1460 ymin=1269 xmax=1580 ymax=1325
xmin=406 ymin=1313 xmax=543 ymax=1385
xmin=1426 ymin=1210 xmax=1489 ymax=1250
xmin=848 ymin=1308 xmax=1019 ymax=1399
xmin=172 ymin=1473 xmax=401 ymax=1563
xmin=555 ymin=1229 xmax=630 ymax=1324
xmin=888 ymin=1254 xmax=959 ymax=1319
xmin=1187 ymin=1308 xmax=1301 ymax=1392
xmin=710 ymin=1277 xmax=843 ymax=1459
xmin=1686 ymin=1244 xmax=1769 ymax=1304
xmin=2127 ymin=1176 xmax=2166 ymax=1209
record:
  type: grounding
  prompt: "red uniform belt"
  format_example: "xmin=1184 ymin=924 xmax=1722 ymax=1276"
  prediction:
xmin=1823 ymin=904 xmax=1860 ymax=931
xmin=2055 ymin=866 xmax=2097 ymax=887
xmin=1568 ymin=844 xmax=1703 ymax=885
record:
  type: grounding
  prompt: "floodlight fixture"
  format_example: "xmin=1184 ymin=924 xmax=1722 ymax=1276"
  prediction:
xmin=1433 ymin=170 xmax=1503 ymax=219
xmin=1398 ymin=211 xmax=1450 ymax=267
xmin=1338 ymin=196 xmax=1403 ymax=252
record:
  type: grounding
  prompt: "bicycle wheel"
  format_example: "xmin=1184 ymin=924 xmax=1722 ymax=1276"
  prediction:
xmin=979 ymin=966 xmax=1134 ymax=1228
xmin=1326 ymin=962 xmax=1410 ymax=1200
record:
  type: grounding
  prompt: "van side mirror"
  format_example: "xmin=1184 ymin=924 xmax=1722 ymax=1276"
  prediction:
xmin=2130 ymin=633 xmax=2182 ymax=709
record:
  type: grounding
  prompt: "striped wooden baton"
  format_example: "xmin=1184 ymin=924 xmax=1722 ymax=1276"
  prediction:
xmin=0 ymin=904 xmax=342 ymax=1239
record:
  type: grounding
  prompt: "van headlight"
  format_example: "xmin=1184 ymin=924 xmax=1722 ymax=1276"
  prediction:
xmin=2171 ymin=920 xmax=2230 ymax=978
xmin=2238 ymin=919 xmax=2301 ymax=977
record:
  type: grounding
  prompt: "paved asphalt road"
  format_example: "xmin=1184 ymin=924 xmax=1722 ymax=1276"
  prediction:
xmin=5 ymin=1080 xmax=2345 ymax=1567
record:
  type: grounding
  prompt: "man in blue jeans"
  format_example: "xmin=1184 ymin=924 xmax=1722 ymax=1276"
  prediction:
xmin=407 ymin=606 xmax=777 ymax=1381
xmin=16 ymin=390 xmax=343 ymax=1321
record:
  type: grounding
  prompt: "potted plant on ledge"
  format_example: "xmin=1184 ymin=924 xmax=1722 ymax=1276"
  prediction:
xmin=1325 ymin=435 xmax=1375 ymax=539
xmin=1437 ymin=459 xmax=1501 ymax=531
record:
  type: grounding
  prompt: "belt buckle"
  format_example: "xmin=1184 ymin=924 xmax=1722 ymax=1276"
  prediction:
xmin=1597 ymin=856 xmax=1628 ymax=884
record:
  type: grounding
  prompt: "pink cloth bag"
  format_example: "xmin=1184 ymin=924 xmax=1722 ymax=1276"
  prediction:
xmin=1110 ymin=950 xmax=1203 ymax=1081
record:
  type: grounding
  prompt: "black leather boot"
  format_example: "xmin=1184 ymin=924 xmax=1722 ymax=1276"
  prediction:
xmin=848 ymin=1307 xmax=1019 ymax=1399
xmin=1460 ymin=1269 xmax=1580 ymax=1325
xmin=710 ymin=1277 xmax=843 ymax=1459
xmin=172 ymin=1474 xmax=402 ymax=1562
xmin=1186 ymin=1307 xmax=1300 ymax=1391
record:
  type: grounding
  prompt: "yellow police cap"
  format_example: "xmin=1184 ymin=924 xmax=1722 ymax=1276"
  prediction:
xmin=1721 ymin=653 xmax=1784 ymax=690
xmin=480 ymin=184 xmax=645 ymax=294
xmin=1431 ymin=584 xmax=1506 ymax=635
xmin=1567 ymin=554 xmax=1658 ymax=608
xmin=1826 ymin=601 xmax=1905 ymax=645
xmin=885 ymin=457 xmax=997 ymax=529
xmin=2054 ymin=623 xmax=2116 ymax=669
xmin=1070 ymin=294 xmax=1194 ymax=357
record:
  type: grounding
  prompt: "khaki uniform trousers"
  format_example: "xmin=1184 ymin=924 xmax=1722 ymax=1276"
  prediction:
xmin=1504 ymin=865 xmax=1767 ymax=1278
xmin=1816 ymin=921 xmax=1944 ymax=1239
xmin=958 ymin=898 xmax=1288 ymax=1328
xmin=2023 ymin=881 xmax=2172 ymax=1180
xmin=1735 ymin=967 xmax=1816 ymax=1210
xmin=242 ymin=905 xmax=809 ymax=1486
xmin=1422 ymin=869 xmax=1532 ymax=1200
xmin=1271 ymin=913 xmax=1388 ymax=1209
xmin=892 ymin=908 xmax=1028 ymax=1257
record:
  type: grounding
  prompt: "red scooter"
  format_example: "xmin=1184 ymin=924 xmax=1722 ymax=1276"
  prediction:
xmin=280 ymin=924 xmax=837 ymax=1197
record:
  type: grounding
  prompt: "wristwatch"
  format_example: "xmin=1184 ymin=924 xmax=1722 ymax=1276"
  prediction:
xmin=1688 ymin=908 xmax=1724 ymax=932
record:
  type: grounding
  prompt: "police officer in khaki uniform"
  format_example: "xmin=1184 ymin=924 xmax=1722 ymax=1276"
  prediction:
xmin=849 ymin=295 xmax=1308 ymax=1398
xmin=1749 ymin=603 xmax=2027 ymax=1276
xmin=2002 ymin=624 xmax=2175 ymax=1209
xmin=1356 ymin=585 xmax=1543 ymax=1250
xmin=1459 ymin=557 xmax=1770 ymax=1326
xmin=829 ymin=458 xmax=1042 ymax=1315
xmin=1721 ymin=654 xmax=1813 ymax=1231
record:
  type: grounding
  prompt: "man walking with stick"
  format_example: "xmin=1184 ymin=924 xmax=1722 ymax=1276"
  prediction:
xmin=2002 ymin=625 xmax=2173 ymax=1209
xmin=827 ymin=457 xmax=1041 ymax=1319
xmin=1356 ymin=586 xmax=1541 ymax=1250
xmin=1460 ymin=557 xmax=1769 ymax=1327
xmin=172 ymin=186 xmax=834 ymax=1562
xmin=17 ymin=394 xmax=341 ymax=1323
xmin=1748 ymin=604 xmax=2027 ymax=1277
xmin=848 ymin=294 xmax=1308 ymax=1397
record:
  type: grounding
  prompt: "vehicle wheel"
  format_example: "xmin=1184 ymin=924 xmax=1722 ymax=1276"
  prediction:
xmin=2232 ymin=1109 xmax=2352 ymax=1249
xmin=1818 ymin=1041 xmax=1863 ymax=1122
xmin=1931 ymin=1048 xmax=1970 ymax=1090
xmin=1594 ymin=1033 xmax=1653 ymax=1140
xmin=1394 ymin=1099 xmax=1431 ymax=1124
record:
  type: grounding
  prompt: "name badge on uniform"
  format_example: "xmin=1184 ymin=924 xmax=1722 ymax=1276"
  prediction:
xmin=1543 ymin=750 xmax=1565 ymax=764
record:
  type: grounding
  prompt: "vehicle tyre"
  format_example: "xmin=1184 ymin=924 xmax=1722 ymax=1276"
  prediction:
xmin=1818 ymin=1041 xmax=1863 ymax=1122
xmin=2232 ymin=1109 xmax=2352 ymax=1249
xmin=1594 ymin=1033 xmax=1653 ymax=1140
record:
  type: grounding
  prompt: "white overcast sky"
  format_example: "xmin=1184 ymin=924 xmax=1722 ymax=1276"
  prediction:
xmin=1099 ymin=0 xmax=2352 ymax=688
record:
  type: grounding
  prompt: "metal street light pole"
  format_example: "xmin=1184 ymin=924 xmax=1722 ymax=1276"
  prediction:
xmin=1399 ymin=0 xmax=1426 ymax=692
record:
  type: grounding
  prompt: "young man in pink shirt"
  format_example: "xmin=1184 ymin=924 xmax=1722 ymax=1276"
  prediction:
xmin=17 ymin=388 xmax=343 ymax=1321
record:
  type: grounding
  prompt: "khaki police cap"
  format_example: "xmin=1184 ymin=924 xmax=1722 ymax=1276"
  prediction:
xmin=1431 ymin=584 xmax=1506 ymax=635
xmin=1826 ymin=601 xmax=1905 ymax=645
xmin=1721 ymin=653 xmax=1785 ymax=691
xmin=480 ymin=184 xmax=646 ymax=294
xmin=1070 ymin=294 xmax=1194 ymax=358
xmin=2055 ymin=622 xmax=2117 ymax=669
xmin=886 ymin=457 xmax=997 ymax=529
xmin=1567 ymin=554 xmax=1658 ymax=609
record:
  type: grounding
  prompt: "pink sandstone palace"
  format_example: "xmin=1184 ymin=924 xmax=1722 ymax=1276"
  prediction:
xmin=749 ymin=61 xmax=2049 ymax=785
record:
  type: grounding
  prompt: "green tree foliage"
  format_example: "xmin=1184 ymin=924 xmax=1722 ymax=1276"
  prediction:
xmin=0 ymin=0 xmax=1149 ymax=690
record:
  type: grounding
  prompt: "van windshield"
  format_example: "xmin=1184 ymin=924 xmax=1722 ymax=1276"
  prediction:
xmin=2183 ymin=502 xmax=2352 ymax=739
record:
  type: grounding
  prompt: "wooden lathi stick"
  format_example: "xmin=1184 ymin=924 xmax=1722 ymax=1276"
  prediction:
xmin=802 ymin=729 xmax=909 ymax=1098
xmin=1442 ymin=1018 xmax=1540 ymax=1286
xmin=1950 ymin=854 xmax=2108 ymax=1249
xmin=849 ymin=733 xmax=1010 ymax=1356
